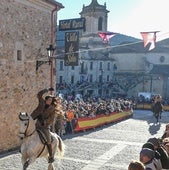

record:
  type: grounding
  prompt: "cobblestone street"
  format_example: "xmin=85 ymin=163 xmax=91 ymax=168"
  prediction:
xmin=0 ymin=110 xmax=168 ymax=170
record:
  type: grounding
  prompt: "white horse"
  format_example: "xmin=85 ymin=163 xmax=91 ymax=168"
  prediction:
xmin=18 ymin=112 xmax=65 ymax=170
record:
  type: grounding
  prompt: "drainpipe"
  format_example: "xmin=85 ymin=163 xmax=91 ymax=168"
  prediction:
xmin=50 ymin=5 xmax=61 ymax=94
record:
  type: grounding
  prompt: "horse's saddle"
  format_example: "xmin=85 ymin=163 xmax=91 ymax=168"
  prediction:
xmin=36 ymin=129 xmax=54 ymax=145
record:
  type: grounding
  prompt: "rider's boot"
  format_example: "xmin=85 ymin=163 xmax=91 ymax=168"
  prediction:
xmin=47 ymin=143 xmax=55 ymax=163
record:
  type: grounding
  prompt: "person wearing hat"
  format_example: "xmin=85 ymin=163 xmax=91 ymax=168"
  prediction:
xmin=31 ymin=88 xmax=56 ymax=163
xmin=148 ymin=137 xmax=169 ymax=169
xmin=140 ymin=148 xmax=162 ymax=170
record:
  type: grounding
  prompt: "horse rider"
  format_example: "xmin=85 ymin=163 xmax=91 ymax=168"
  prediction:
xmin=152 ymin=95 xmax=163 ymax=122
xmin=31 ymin=88 xmax=56 ymax=163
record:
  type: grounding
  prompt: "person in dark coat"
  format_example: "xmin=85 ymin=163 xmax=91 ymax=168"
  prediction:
xmin=152 ymin=95 xmax=163 ymax=123
xmin=31 ymin=88 xmax=56 ymax=163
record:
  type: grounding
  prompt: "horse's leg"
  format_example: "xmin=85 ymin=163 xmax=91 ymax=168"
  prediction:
xmin=48 ymin=163 xmax=55 ymax=170
xmin=156 ymin=113 xmax=159 ymax=123
xmin=154 ymin=113 xmax=157 ymax=123
xmin=160 ymin=112 xmax=162 ymax=119
xmin=22 ymin=154 xmax=36 ymax=170
xmin=23 ymin=160 xmax=29 ymax=170
xmin=57 ymin=136 xmax=65 ymax=159
xmin=21 ymin=152 xmax=28 ymax=170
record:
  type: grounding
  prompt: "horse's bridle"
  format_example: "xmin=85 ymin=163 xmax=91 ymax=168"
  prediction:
xmin=19 ymin=114 xmax=35 ymax=139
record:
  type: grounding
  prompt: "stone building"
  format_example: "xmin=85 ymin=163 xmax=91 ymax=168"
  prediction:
xmin=0 ymin=0 xmax=63 ymax=152
xmin=56 ymin=0 xmax=169 ymax=99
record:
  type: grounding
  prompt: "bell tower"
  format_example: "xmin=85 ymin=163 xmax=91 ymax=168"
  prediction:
xmin=79 ymin=0 xmax=109 ymax=36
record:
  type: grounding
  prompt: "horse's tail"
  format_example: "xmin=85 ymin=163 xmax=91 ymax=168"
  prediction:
xmin=57 ymin=136 xmax=65 ymax=160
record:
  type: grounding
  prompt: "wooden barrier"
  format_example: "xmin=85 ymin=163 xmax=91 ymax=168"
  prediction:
xmin=74 ymin=110 xmax=133 ymax=132
xmin=136 ymin=104 xmax=169 ymax=110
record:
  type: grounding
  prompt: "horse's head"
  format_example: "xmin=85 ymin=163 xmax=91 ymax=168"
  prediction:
xmin=18 ymin=112 xmax=35 ymax=140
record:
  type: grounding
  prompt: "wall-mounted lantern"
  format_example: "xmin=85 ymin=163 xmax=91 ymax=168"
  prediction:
xmin=36 ymin=44 xmax=55 ymax=71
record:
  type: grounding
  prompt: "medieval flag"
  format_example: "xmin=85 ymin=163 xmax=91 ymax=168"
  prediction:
xmin=98 ymin=31 xmax=116 ymax=43
xmin=140 ymin=31 xmax=159 ymax=51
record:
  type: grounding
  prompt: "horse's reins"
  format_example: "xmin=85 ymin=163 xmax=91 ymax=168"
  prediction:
xmin=19 ymin=116 xmax=36 ymax=138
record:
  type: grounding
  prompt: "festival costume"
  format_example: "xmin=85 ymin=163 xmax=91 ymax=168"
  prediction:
xmin=31 ymin=89 xmax=56 ymax=163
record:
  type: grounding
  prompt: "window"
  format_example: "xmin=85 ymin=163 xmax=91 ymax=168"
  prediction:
xmin=89 ymin=74 xmax=93 ymax=82
xmin=80 ymin=75 xmax=85 ymax=82
xmin=98 ymin=17 xmax=103 ymax=31
xmin=15 ymin=42 xmax=24 ymax=63
xmin=59 ymin=76 xmax=63 ymax=83
xmin=99 ymin=75 xmax=102 ymax=83
xmin=99 ymin=62 xmax=103 ymax=70
xmin=59 ymin=61 xmax=64 ymax=70
xmin=17 ymin=50 xmax=22 ymax=61
xmin=71 ymin=75 xmax=74 ymax=84
xmin=81 ymin=62 xmax=84 ymax=73
xmin=90 ymin=62 xmax=93 ymax=70
xmin=107 ymin=62 xmax=110 ymax=71
xmin=107 ymin=75 xmax=110 ymax=82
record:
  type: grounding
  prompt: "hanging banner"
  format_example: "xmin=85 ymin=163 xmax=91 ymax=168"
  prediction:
xmin=65 ymin=31 xmax=79 ymax=66
xmin=59 ymin=18 xmax=86 ymax=31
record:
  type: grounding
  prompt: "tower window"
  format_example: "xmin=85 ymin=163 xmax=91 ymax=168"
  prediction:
xmin=98 ymin=17 xmax=103 ymax=31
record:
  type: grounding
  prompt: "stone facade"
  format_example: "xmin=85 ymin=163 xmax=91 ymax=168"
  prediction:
xmin=0 ymin=0 xmax=63 ymax=152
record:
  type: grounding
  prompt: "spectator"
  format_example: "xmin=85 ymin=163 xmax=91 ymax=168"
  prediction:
xmin=142 ymin=141 xmax=162 ymax=169
xmin=162 ymin=137 xmax=169 ymax=155
xmin=148 ymin=137 xmax=169 ymax=169
xmin=128 ymin=160 xmax=145 ymax=170
xmin=161 ymin=124 xmax=169 ymax=140
xmin=139 ymin=148 xmax=161 ymax=170
xmin=65 ymin=104 xmax=75 ymax=134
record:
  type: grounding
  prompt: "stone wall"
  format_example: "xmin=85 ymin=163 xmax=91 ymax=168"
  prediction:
xmin=0 ymin=0 xmax=57 ymax=152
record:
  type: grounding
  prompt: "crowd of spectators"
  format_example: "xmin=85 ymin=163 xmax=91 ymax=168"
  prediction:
xmin=54 ymin=96 xmax=134 ymax=136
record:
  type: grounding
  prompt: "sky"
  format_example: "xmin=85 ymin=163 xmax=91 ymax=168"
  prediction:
xmin=57 ymin=0 xmax=169 ymax=41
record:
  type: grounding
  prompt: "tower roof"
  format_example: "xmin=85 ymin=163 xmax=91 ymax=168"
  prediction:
xmin=89 ymin=0 xmax=100 ymax=7
xmin=80 ymin=0 xmax=109 ymax=14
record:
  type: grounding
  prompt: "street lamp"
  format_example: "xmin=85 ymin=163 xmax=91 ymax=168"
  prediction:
xmin=36 ymin=44 xmax=55 ymax=71
xmin=47 ymin=44 xmax=55 ymax=61
xmin=47 ymin=44 xmax=55 ymax=94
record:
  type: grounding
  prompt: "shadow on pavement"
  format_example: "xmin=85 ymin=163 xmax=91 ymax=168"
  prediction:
xmin=148 ymin=122 xmax=161 ymax=135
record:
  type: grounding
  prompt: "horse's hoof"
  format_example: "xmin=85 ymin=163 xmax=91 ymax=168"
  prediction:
xmin=23 ymin=161 xmax=29 ymax=169
xmin=48 ymin=157 xmax=55 ymax=163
